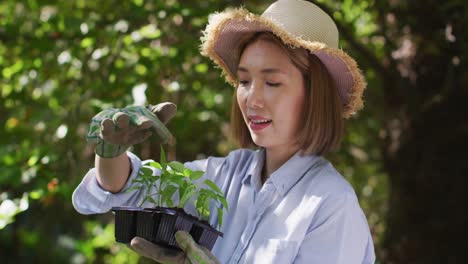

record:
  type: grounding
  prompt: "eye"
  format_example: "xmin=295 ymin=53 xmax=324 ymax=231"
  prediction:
xmin=266 ymin=82 xmax=281 ymax=87
xmin=239 ymin=80 xmax=250 ymax=86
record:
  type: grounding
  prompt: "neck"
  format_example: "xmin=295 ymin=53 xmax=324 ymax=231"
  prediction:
xmin=262 ymin=143 xmax=301 ymax=183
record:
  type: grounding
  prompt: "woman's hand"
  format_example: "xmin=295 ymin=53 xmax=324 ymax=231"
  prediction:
xmin=130 ymin=231 xmax=220 ymax=264
xmin=87 ymin=102 xmax=177 ymax=158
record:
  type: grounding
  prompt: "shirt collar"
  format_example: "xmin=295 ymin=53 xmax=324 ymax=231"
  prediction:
xmin=269 ymin=150 xmax=321 ymax=196
xmin=241 ymin=148 xmax=264 ymax=191
xmin=242 ymin=148 xmax=322 ymax=196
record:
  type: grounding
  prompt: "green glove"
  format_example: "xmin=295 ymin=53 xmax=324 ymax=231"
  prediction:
xmin=130 ymin=231 xmax=220 ymax=264
xmin=87 ymin=102 xmax=177 ymax=158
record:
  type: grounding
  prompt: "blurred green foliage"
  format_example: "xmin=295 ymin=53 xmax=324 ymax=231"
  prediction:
xmin=0 ymin=0 xmax=387 ymax=262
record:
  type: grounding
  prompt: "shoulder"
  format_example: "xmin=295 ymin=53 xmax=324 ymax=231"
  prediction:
xmin=304 ymin=156 xmax=356 ymax=197
xmin=210 ymin=148 xmax=259 ymax=175
xmin=225 ymin=148 xmax=257 ymax=163
xmin=182 ymin=148 xmax=257 ymax=172
xmin=302 ymin=157 xmax=368 ymax=226
xmin=300 ymin=156 xmax=363 ymax=218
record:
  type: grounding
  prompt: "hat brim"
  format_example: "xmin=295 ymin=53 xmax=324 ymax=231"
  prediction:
xmin=201 ymin=8 xmax=365 ymax=118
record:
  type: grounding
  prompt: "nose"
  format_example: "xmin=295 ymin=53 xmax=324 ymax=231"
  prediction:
xmin=246 ymin=80 xmax=264 ymax=109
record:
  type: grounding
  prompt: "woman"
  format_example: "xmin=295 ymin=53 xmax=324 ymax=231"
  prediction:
xmin=73 ymin=0 xmax=375 ymax=263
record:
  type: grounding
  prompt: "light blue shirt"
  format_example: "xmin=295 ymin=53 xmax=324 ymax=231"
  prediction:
xmin=72 ymin=148 xmax=376 ymax=263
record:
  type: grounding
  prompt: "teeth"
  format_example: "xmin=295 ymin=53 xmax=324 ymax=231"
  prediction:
xmin=251 ymin=119 xmax=271 ymax=124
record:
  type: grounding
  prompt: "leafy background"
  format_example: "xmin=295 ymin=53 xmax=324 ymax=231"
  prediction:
xmin=1 ymin=0 xmax=466 ymax=263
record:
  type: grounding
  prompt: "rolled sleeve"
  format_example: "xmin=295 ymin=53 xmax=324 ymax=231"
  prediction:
xmin=72 ymin=152 xmax=144 ymax=214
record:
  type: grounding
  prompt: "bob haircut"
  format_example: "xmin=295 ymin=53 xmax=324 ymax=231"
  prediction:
xmin=231 ymin=32 xmax=344 ymax=156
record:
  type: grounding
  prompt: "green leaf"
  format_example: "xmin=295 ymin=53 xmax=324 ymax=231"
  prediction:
xmin=170 ymin=175 xmax=185 ymax=186
xmin=195 ymin=193 xmax=204 ymax=209
xmin=190 ymin=171 xmax=204 ymax=181
xmin=179 ymin=184 xmax=197 ymax=208
xmin=178 ymin=181 xmax=188 ymax=200
xmin=217 ymin=207 xmax=223 ymax=229
xmin=125 ymin=186 xmax=142 ymax=193
xmin=140 ymin=167 xmax=153 ymax=176
xmin=217 ymin=195 xmax=229 ymax=211
xmin=163 ymin=196 xmax=174 ymax=207
xmin=202 ymin=189 xmax=218 ymax=199
xmin=195 ymin=192 xmax=207 ymax=217
xmin=151 ymin=175 xmax=161 ymax=183
xmin=131 ymin=177 xmax=144 ymax=184
xmin=202 ymin=196 xmax=211 ymax=220
xmin=148 ymin=161 xmax=162 ymax=170
xmin=203 ymin=179 xmax=223 ymax=194
xmin=160 ymin=171 xmax=172 ymax=184
xmin=161 ymin=185 xmax=177 ymax=200
xmin=160 ymin=145 xmax=167 ymax=170
xmin=183 ymin=168 xmax=192 ymax=177
xmin=168 ymin=161 xmax=185 ymax=173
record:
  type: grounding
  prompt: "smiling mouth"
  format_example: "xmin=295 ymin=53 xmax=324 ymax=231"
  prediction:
xmin=248 ymin=118 xmax=272 ymax=131
xmin=250 ymin=119 xmax=272 ymax=124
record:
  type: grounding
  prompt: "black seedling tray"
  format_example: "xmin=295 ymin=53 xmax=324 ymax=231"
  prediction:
xmin=112 ymin=206 xmax=222 ymax=251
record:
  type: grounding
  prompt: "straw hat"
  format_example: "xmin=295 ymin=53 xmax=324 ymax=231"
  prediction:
xmin=200 ymin=0 xmax=365 ymax=118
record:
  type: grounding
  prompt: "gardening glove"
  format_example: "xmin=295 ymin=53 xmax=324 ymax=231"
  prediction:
xmin=87 ymin=102 xmax=177 ymax=158
xmin=130 ymin=231 xmax=220 ymax=264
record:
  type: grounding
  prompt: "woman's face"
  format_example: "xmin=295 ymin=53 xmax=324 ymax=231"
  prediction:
xmin=237 ymin=39 xmax=305 ymax=151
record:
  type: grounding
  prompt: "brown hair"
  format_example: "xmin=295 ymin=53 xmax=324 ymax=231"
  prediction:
xmin=231 ymin=32 xmax=344 ymax=156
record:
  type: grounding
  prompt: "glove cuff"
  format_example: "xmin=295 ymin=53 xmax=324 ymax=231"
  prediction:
xmin=95 ymin=141 xmax=128 ymax=158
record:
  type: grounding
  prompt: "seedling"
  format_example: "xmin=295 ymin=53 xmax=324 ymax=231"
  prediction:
xmin=127 ymin=145 xmax=229 ymax=229
xmin=113 ymin=145 xmax=227 ymax=250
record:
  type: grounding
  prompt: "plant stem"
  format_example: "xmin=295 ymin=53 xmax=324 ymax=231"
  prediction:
xmin=139 ymin=197 xmax=147 ymax=207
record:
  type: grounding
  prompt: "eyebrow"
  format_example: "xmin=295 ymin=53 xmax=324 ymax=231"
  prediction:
xmin=237 ymin=66 xmax=286 ymax=74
